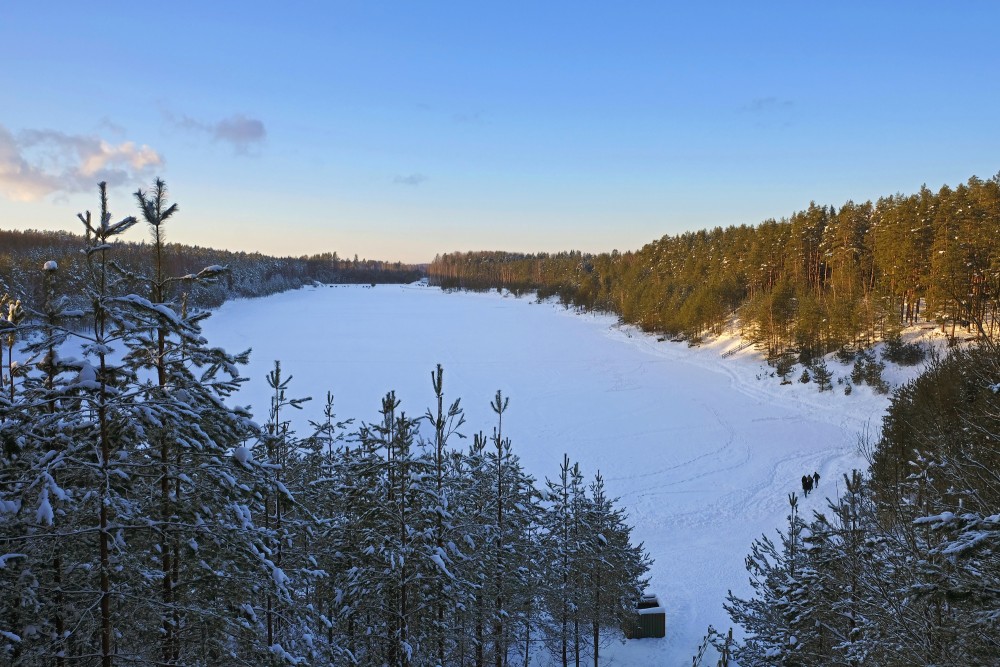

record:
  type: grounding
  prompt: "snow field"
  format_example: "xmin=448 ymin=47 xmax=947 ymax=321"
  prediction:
xmin=202 ymin=283 xmax=930 ymax=665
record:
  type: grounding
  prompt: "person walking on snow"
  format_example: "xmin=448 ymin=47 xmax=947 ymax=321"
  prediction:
xmin=801 ymin=475 xmax=809 ymax=496
xmin=813 ymin=471 xmax=820 ymax=488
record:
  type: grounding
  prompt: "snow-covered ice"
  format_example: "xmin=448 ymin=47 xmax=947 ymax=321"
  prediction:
xmin=202 ymin=283 xmax=930 ymax=665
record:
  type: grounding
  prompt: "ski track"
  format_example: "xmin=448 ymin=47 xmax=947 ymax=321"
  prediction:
xmin=200 ymin=285 xmax=928 ymax=666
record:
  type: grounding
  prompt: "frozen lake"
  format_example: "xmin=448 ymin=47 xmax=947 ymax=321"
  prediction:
xmin=202 ymin=283 xmax=904 ymax=665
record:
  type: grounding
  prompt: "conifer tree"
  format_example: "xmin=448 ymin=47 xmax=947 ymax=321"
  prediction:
xmin=475 ymin=391 xmax=541 ymax=667
xmin=581 ymin=471 xmax=649 ymax=667
xmin=540 ymin=454 xmax=585 ymax=667
xmin=422 ymin=365 xmax=466 ymax=665
xmin=811 ymin=358 xmax=833 ymax=392
xmin=0 ymin=182 xmax=315 ymax=665
xmin=348 ymin=391 xmax=424 ymax=666
xmin=725 ymin=493 xmax=809 ymax=666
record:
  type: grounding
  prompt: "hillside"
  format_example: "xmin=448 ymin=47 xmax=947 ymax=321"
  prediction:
xmin=430 ymin=173 xmax=1000 ymax=362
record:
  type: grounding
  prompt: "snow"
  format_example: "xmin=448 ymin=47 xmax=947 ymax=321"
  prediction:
xmin=429 ymin=550 xmax=455 ymax=579
xmin=72 ymin=363 xmax=99 ymax=390
xmin=269 ymin=642 xmax=305 ymax=664
xmin=202 ymin=283 xmax=933 ymax=665
xmin=113 ymin=294 xmax=186 ymax=327
xmin=637 ymin=606 xmax=666 ymax=615
xmin=0 ymin=553 xmax=26 ymax=568
xmin=35 ymin=488 xmax=53 ymax=526
xmin=232 ymin=444 xmax=252 ymax=466
xmin=272 ymin=565 xmax=289 ymax=589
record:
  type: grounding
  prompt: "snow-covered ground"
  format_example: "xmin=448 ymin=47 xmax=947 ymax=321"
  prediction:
xmin=202 ymin=283 xmax=934 ymax=665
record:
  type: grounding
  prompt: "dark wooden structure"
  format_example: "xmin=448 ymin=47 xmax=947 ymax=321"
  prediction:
xmin=624 ymin=593 xmax=666 ymax=639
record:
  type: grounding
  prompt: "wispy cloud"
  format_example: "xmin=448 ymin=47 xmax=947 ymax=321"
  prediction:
xmin=166 ymin=111 xmax=267 ymax=154
xmin=741 ymin=96 xmax=794 ymax=113
xmin=0 ymin=124 xmax=163 ymax=202
xmin=393 ymin=173 xmax=428 ymax=186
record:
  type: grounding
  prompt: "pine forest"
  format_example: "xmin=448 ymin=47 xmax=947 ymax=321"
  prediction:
xmin=429 ymin=174 xmax=1000 ymax=360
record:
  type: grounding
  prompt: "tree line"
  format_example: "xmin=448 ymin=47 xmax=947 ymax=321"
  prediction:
xmin=429 ymin=174 xmax=1000 ymax=359
xmin=0 ymin=229 xmax=424 ymax=316
xmin=0 ymin=181 xmax=648 ymax=666
xmin=724 ymin=340 xmax=1000 ymax=665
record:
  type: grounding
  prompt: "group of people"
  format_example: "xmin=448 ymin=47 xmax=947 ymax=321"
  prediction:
xmin=801 ymin=471 xmax=820 ymax=497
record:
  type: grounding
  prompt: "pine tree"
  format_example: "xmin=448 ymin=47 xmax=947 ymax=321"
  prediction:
xmin=0 ymin=182 xmax=317 ymax=665
xmin=581 ymin=471 xmax=650 ymax=667
xmin=478 ymin=391 xmax=541 ymax=667
xmin=798 ymin=471 xmax=884 ymax=666
xmin=811 ymin=358 xmax=833 ymax=392
xmin=540 ymin=454 xmax=586 ymax=667
xmin=348 ymin=391 xmax=425 ymax=666
xmin=294 ymin=390 xmax=354 ymax=660
xmin=725 ymin=493 xmax=810 ymax=666
xmin=422 ymin=365 xmax=466 ymax=665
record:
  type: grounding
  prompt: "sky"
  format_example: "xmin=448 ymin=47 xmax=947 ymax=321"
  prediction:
xmin=2 ymin=2 xmax=999 ymax=263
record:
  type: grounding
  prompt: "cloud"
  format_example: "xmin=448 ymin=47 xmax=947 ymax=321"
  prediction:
xmin=0 ymin=124 xmax=164 ymax=202
xmin=166 ymin=111 xmax=267 ymax=154
xmin=742 ymin=96 xmax=794 ymax=113
xmin=393 ymin=173 xmax=428 ymax=186
xmin=214 ymin=115 xmax=266 ymax=148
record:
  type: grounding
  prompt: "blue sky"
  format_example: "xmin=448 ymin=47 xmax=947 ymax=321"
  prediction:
xmin=2 ymin=2 xmax=998 ymax=263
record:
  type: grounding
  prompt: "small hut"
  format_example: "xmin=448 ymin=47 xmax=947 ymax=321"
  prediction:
xmin=624 ymin=593 xmax=666 ymax=639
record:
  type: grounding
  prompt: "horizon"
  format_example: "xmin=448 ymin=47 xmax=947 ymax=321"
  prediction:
xmin=8 ymin=165 xmax=1000 ymax=267
xmin=2 ymin=3 xmax=999 ymax=263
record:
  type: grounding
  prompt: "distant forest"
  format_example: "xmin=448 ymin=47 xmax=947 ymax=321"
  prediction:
xmin=1 ymin=228 xmax=425 ymax=313
xmin=430 ymin=174 xmax=1000 ymax=357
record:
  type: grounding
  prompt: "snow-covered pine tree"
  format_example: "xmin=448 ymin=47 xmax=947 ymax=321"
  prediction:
xmin=580 ymin=471 xmax=650 ymax=667
xmin=479 ymin=391 xmax=542 ymax=667
xmin=257 ymin=361 xmax=297 ymax=649
xmin=877 ymin=449 xmax=977 ymax=666
xmin=421 ymin=365 xmax=467 ymax=666
xmin=725 ymin=493 xmax=810 ymax=666
xmin=913 ymin=510 xmax=1000 ymax=662
xmin=0 ymin=280 xmax=65 ymax=664
xmin=347 ymin=391 xmax=426 ymax=666
xmin=796 ymin=471 xmax=885 ymax=666
xmin=539 ymin=454 xmax=585 ymax=667
xmin=1 ymin=183 xmax=147 ymax=664
xmin=295 ymin=390 xmax=354 ymax=658
xmin=129 ymin=178 xmax=203 ymax=664
xmin=447 ymin=419 xmax=493 ymax=667
xmin=0 ymin=182 xmax=316 ymax=665
xmin=70 ymin=183 xmax=137 ymax=666
xmin=116 ymin=182 xmax=313 ymax=665
xmin=510 ymin=484 xmax=544 ymax=667
xmin=568 ymin=458 xmax=589 ymax=667
xmin=904 ymin=346 xmax=1000 ymax=663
